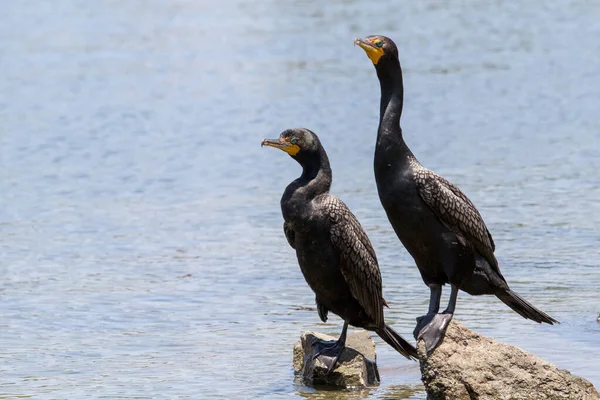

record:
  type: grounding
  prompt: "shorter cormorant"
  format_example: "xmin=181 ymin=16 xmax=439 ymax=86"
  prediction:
xmin=355 ymin=35 xmax=558 ymax=354
xmin=262 ymin=128 xmax=417 ymax=373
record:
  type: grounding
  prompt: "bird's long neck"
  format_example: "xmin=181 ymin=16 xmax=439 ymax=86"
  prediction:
xmin=298 ymin=147 xmax=332 ymax=199
xmin=376 ymin=59 xmax=415 ymax=164
xmin=282 ymin=147 xmax=332 ymax=223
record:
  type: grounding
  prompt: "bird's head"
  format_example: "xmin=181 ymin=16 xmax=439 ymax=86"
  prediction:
xmin=261 ymin=128 xmax=321 ymax=160
xmin=354 ymin=35 xmax=399 ymax=66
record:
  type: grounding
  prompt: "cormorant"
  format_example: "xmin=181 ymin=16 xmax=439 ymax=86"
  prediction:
xmin=355 ymin=35 xmax=558 ymax=354
xmin=262 ymin=128 xmax=417 ymax=373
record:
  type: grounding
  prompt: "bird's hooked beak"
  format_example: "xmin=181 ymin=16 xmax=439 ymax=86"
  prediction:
xmin=261 ymin=138 xmax=300 ymax=156
xmin=354 ymin=37 xmax=384 ymax=65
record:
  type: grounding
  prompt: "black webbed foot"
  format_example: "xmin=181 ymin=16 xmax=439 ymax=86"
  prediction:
xmin=414 ymin=312 xmax=454 ymax=356
xmin=312 ymin=338 xmax=346 ymax=375
xmin=414 ymin=313 xmax=436 ymax=339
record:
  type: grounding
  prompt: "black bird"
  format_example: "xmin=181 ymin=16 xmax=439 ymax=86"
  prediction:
xmin=262 ymin=128 xmax=417 ymax=373
xmin=355 ymin=35 xmax=558 ymax=353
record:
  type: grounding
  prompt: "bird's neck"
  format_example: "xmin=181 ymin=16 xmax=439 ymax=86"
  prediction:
xmin=282 ymin=149 xmax=332 ymax=223
xmin=298 ymin=150 xmax=332 ymax=199
xmin=376 ymin=60 xmax=415 ymax=164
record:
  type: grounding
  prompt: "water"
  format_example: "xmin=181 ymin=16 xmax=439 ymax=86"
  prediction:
xmin=1 ymin=1 xmax=599 ymax=398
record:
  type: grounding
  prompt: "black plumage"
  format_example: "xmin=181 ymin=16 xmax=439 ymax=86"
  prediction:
xmin=262 ymin=128 xmax=417 ymax=372
xmin=355 ymin=35 xmax=557 ymax=352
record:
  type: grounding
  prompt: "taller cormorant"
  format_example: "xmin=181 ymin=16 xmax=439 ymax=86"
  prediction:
xmin=355 ymin=35 xmax=558 ymax=353
xmin=262 ymin=128 xmax=417 ymax=373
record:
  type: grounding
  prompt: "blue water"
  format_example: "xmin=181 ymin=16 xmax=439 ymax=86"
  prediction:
xmin=1 ymin=1 xmax=599 ymax=398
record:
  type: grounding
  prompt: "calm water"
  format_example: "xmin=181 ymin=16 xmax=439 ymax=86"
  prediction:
xmin=1 ymin=1 xmax=599 ymax=399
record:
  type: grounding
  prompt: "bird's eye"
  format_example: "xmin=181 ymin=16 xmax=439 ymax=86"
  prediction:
xmin=376 ymin=41 xmax=383 ymax=48
xmin=291 ymin=138 xmax=298 ymax=145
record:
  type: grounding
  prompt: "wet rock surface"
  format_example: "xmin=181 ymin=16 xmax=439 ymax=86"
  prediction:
xmin=293 ymin=330 xmax=379 ymax=389
xmin=418 ymin=320 xmax=600 ymax=400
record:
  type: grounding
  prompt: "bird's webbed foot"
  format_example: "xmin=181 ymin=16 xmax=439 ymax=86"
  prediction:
xmin=312 ymin=338 xmax=346 ymax=375
xmin=414 ymin=312 xmax=453 ymax=356
xmin=413 ymin=313 xmax=436 ymax=339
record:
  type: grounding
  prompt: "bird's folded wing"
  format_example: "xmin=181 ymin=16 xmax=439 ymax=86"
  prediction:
xmin=325 ymin=196 xmax=384 ymax=327
xmin=414 ymin=168 xmax=498 ymax=269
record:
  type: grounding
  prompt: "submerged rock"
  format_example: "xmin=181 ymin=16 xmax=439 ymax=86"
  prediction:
xmin=293 ymin=330 xmax=379 ymax=389
xmin=419 ymin=320 xmax=600 ymax=400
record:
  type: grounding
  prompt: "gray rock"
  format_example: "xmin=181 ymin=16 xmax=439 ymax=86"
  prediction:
xmin=293 ymin=330 xmax=379 ymax=389
xmin=419 ymin=320 xmax=600 ymax=400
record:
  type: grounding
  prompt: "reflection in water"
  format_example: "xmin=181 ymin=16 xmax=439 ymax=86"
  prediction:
xmin=295 ymin=384 xmax=374 ymax=400
xmin=1 ymin=0 xmax=599 ymax=399
xmin=295 ymin=383 xmax=424 ymax=400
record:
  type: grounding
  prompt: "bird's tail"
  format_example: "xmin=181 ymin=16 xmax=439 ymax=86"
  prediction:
xmin=375 ymin=325 xmax=418 ymax=360
xmin=495 ymin=289 xmax=559 ymax=324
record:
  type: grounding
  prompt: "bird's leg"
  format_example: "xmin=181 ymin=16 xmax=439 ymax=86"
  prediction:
xmin=413 ymin=283 xmax=442 ymax=338
xmin=416 ymin=284 xmax=458 ymax=355
xmin=312 ymin=321 xmax=348 ymax=375
xmin=428 ymin=283 xmax=442 ymax=314
xmin=442 ymin=283 xmax=459 ymax=315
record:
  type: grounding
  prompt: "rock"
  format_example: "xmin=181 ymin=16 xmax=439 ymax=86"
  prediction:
xmin=418 ymin=320 xmax=600 ymax=400
xmin=293 ymin=330 xmax=380 ymax=389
